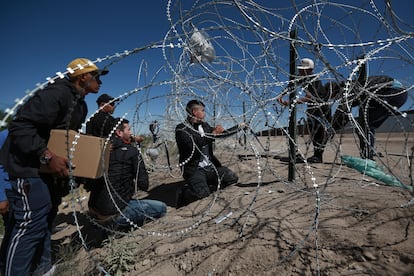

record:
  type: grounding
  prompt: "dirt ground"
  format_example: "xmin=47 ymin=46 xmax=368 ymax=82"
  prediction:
xmin=51 ymin=133 xmax=414 ymax=275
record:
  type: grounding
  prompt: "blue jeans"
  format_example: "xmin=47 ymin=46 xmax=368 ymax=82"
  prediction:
xmin=5 ymin=178 xmax=53 ymax=276
xmin=113 ymin=199 xmax=167 ymax=229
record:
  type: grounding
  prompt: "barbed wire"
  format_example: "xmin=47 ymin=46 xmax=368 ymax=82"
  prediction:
xmin=2 ymin=0 xmax=414 ymax=274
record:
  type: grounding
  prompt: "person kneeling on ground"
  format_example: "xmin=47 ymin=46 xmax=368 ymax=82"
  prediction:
xmin=88 ymin=119 xmax=166 ymax=229
xmin=175 ymin=99 xmax=245 ymax=207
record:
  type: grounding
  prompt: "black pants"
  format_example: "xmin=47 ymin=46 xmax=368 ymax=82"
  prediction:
xmin=307 ymin=115 xmax=332 ymax=159
xmin=182 ymin=166 xmax=238 ymax=204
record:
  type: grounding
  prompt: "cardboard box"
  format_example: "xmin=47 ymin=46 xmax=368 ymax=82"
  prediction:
xmin=40 ymin=129 xmax=110 ymax=179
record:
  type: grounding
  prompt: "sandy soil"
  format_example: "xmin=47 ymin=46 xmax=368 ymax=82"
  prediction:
xmin=51 ymin=132 xmax=414 ymax=275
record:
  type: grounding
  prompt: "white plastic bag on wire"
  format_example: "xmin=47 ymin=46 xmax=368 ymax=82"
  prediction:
xmin=188 ymin=26 xmax=215 ymax=63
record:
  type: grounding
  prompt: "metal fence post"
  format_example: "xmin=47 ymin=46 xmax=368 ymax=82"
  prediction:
xmin=288 ymin=29 xmax=297 ymax=181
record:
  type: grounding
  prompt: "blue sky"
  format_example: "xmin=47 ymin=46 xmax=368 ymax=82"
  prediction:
xmin=1 ymin=1 xmax=414 ymax=134
xmin=0 ymin=1 xmax=170 ymax=122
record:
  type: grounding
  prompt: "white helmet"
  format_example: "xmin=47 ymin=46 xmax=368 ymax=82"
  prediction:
xmin=297 ymin=58 xmax=314 ymax=70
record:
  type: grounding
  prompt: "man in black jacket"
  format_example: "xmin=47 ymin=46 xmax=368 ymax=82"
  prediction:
xmin=278 ymin=58 xmax=333 ymax=163
xmin=175 ymin=100 xmax=242 ymax=207
xmin=331 ymin=59 xmax=408 ymax=159
xmin=86 ymin=93 xmax=118 ymax=137
xmin=0 ymin=57 xmax=108 ymax=275
xmin=84 ymin=93 xmax=144 ymax=193
xmin=88 ymin=119 xmax=166 ymax=229
xmin=86 ymin=93 xmax=144 ymax=143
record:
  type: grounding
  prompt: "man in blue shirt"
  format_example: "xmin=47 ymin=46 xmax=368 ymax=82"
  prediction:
xmin=0 ymin=129 xmax=11 ymax=274
xmin=0 ymin=129 xmax=10 ymax=213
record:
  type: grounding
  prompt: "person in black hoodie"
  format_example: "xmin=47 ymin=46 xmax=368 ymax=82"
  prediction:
xmin=84 ymin=93 xmax=144 ymax=193
xmin=86 ymin=93 xmax=144 ymax=143
xmin=331 ymin=58 xmax=408 ymax=159
xmin=86 ymin=93 xmax=118 ymax=137
xmin=0 ymin=58 xmax=108 ymax=275
xmin=88 ymin=119 xmax=166 ymax=229
xmin=175 ymin=100 xmax=243 ymax=207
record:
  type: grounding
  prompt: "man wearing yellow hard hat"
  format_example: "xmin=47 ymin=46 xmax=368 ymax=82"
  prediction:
xmin=0 ymin=57 xmax=108 ymax=275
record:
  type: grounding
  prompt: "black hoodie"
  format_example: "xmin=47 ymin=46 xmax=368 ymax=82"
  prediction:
xmin=88 ymin=136 xmax=148 ymax=216
xmin=0 ymin=78 xmax=87 ymax=178
xmin=175 ymin=119 xmax=240 ymax=172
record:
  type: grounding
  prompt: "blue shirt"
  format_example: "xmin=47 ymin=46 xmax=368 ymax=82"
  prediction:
xmin=0 ymin=129 xmax=11 ymax=201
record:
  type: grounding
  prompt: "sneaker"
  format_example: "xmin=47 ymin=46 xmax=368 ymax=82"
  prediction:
xmin=279 ymin=154 xmax=306 ymax=163
xmin=306 ymin=156 xmax=322 ymax=163
xmin=374 ymin=152 xmax=384 ymax=157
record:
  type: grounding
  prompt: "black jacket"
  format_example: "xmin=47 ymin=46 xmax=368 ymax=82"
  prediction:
xmin=175 ymin=119 xmax=239 ymax=171
xmin=344 ymin=76 xmax=407 ymax=107
xmin=0 ymin=78 xmax=87 ymax=178
xmin=88 ymin=136 xmax=148 ymax=216
xmin=86 ymin=111 xmax=117 ymax=138
xmin=301 ymin=78 xmax=331 ymax=119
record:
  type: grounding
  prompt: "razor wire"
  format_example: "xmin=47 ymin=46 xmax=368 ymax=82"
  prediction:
xmin=2 ymin=0 xmax=414 ymax=274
